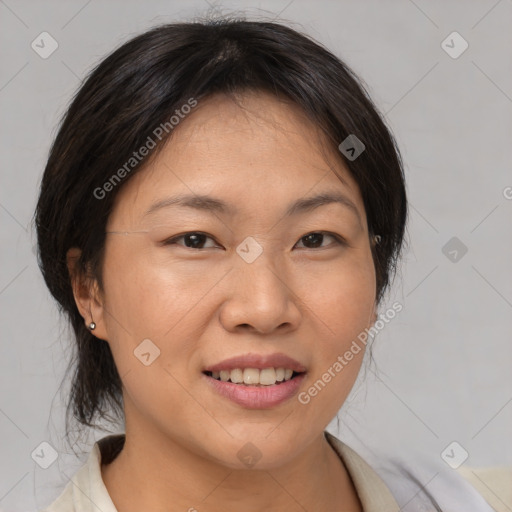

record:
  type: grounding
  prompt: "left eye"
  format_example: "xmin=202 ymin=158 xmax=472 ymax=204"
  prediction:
xmin=161 ymin=231 xmax=346 ymax=250
xmin=295 ymin=232 xmax=346 ymax=249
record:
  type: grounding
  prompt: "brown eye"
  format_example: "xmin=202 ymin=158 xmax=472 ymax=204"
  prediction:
xmin=162 ymin=232 xmax=219 ymax=250
xmin=295 ymin=232 xmax=346 ymax=249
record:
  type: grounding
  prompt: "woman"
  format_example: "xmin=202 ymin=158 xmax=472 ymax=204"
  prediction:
xmin=35 ymin=16 xmax=502 ymax=511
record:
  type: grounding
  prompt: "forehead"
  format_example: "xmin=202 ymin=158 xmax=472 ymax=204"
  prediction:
xmin=108 ymin=91 xmax=365 ymax=227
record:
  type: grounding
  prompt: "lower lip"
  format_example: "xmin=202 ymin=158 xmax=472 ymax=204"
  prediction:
xmin=202 ymin=373 xmax=306 ymax=409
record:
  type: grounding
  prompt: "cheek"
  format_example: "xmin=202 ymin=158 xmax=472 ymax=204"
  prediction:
xmin=101 ymin=242 xmax=216 ymax=336
xmin=302 ymin=252 xmax=375 ymax=388
xmin=99 ymin=244 xmax=232 ymax=382
xmin=296 ymin=261 xmax=375 ymax=418
xmin=304 ymin=251 xmax=376 ymax=340
xmin=99 ymin=248 xmax=212 ymax=410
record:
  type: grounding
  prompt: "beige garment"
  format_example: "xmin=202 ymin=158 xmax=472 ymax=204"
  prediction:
xmin=457 ymin=465 xmax=512 ymax=512
xmin=325 ymin=431 xmax=400 ymax=511
xmin=42 ymin=431 xmax=400 ymax=511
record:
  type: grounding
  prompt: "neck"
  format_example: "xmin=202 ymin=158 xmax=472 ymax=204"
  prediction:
xmin=101 ymin=420 xmax=361 ymax=512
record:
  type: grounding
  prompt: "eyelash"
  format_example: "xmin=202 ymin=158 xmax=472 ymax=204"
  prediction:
xmin=160 ymin=231 xmax=348 ymax=251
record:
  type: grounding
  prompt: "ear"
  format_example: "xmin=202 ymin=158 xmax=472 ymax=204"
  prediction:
xmin=66 ymin=247 xmax=108 ymax=341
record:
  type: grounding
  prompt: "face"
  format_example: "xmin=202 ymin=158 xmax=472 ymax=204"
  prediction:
xmin=84 ymin=91 xmax=377 ymax=469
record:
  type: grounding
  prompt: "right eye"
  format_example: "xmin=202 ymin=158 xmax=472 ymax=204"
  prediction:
xmin=161 ymin=231 xmax=221 ymax=250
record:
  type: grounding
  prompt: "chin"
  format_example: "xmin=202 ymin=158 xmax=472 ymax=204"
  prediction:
xmin=202 ymin=434 xmax=304 ymax=471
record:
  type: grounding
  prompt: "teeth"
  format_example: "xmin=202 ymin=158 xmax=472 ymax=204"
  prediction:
xmin=230 ymin=368 xmax=243 ymax=383
xmin=258 ymin=368 xmax=276 ymax=385
xmin=209 ymin=367 xmax=298 ymax=386
xmin=243 ymin=368 xmax=260 ymax=385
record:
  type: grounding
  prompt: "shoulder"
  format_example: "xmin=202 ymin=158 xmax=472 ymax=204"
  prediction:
xmin=325 ymin=431 xmax=512 ymax=511
xmin=336 ymin=432 xmax=512 ymax=512
xmin=40 ymin=434 xmax=124 ymax=512
xmin=40 ymin=484 xmax=73 ymax=512
xmin=325 ymin=431 xmax=400 ymax=511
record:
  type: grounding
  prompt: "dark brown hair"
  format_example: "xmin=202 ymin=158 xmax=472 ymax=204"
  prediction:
xmin=34 ymin=16 xmax=408 ymax=446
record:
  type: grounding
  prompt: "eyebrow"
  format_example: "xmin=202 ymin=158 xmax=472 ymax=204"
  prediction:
xmin=144 ymin=191 xmax=362 ymax=226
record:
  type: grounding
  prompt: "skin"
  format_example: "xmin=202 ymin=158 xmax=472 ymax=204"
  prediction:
xmin=68 ymin=91 xmax=378 ymax=511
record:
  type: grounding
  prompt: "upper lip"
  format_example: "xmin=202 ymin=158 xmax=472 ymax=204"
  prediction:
xmin=203 ymin=352 xmax=307 ymax=373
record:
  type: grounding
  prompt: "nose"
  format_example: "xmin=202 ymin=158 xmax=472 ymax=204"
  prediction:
xmin=219 ymin=253 xmax=302 ymax=335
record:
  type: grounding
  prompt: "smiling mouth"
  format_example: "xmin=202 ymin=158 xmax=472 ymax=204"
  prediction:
xmin=203 ymin=368 xmax=305 ymax=386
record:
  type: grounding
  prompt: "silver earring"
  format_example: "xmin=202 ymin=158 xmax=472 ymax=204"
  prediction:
xmin=373 ymin=235 xmax=381 ymax=244
xmin=88 ymin=322 xmax=96 ymax=330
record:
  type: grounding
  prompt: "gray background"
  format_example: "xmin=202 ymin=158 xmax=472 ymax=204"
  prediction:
xmin=1 ymin=0 xmax=511 ymax=510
